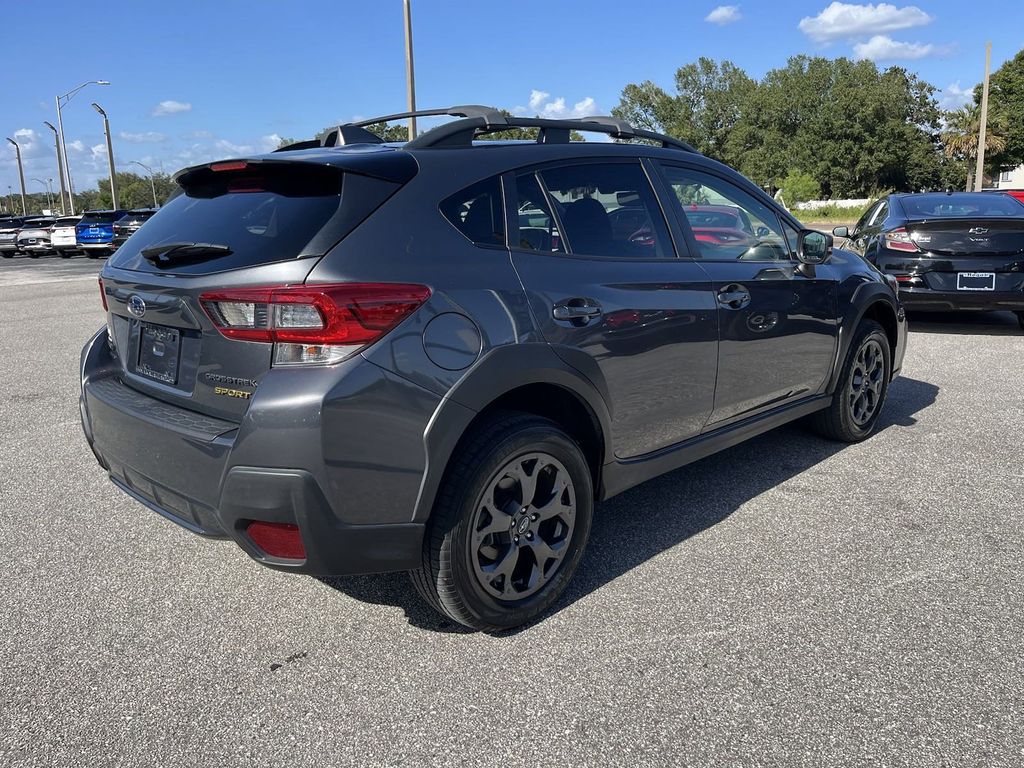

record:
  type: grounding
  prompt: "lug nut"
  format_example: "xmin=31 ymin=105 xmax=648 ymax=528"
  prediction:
xmin=530 ymin=513 xmax=539 ymax=521
xmin=514 ymin=535 xmax=519 ymax=543
xmin=526 ymin=532 xmax=534 ymax=540
xmin=521 ymin=507 xmax=528 ymax=514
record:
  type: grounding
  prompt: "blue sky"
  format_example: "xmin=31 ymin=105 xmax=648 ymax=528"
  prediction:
xmin=2 ymin=0 xmax=1022 ymax=195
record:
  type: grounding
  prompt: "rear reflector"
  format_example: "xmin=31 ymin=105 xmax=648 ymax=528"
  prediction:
xmin=246 ymin=521 xmax=306 ymax=560
xmin=98 ymin=277 xmax=108 ymax=311
xmin=200 ymin=283 xmax=431 ymax=366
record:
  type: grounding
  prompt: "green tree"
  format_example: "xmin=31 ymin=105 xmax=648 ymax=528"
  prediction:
xmin=978 ymin=48 xmax=1024 ymax=173
xmin=780 ymin=170 xmax=821 ymax=205
xmin=613 ymin=57 xmax=755 ymax=163
xmin=941 ymin=104 xmax=1007 ymax=190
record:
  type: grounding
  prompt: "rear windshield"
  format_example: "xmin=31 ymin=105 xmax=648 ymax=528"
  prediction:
xmin=80 ymin=212 xmax=121 ymax=225
xmin=24 ymin=219 xmax=55 ymax=227
xmin=56 ymin=217 xmax=81 ymax=226
xmin=109 ymin=163 xmax=350 ymax=273
xmin=902 ymin=194 xmax=1024 ymax=218
xmin=1 ymin=219 xmax=25 ymax=228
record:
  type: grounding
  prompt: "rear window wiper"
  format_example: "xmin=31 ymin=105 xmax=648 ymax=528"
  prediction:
xmin=141 ymin=242 xmax=233 ymax=266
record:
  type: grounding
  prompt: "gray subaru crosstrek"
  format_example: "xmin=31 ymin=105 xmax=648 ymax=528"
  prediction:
xmin=80 ymin=106 xmax=907 ymax=630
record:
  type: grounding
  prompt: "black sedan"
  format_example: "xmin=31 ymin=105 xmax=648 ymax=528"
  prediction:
xmin=836 ymin=192 xmax=1024 ymax=329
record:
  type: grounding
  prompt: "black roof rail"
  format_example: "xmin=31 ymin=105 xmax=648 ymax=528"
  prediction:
xmin=392 ymin=108 xmax=697 ymax=152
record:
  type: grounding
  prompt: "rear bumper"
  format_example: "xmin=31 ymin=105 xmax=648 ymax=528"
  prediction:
xmin=80 ymin=242 xmax=114 ymax=250
xmin=79 ymin=328 xmax=436 ymax=576
xmin=899 ymin=287 xmax=1024 ymax=311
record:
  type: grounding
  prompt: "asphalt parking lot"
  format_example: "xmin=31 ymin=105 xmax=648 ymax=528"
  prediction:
xmin=2 ymin=254 xmax=1022 ymax=767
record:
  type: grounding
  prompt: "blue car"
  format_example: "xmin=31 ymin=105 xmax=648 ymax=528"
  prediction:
xmin=76 ymin=210 xmax=128 ymax=258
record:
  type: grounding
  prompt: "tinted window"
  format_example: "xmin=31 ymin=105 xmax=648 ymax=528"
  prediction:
xmin=537 ymin=163 xmax=672 ymax=258
xmin=901 ymin=193 xmax=1024 ymax=218
xmin=79 ymin=211 xmax=122 ymax=225
xmin=439 ymin=176 xmax=505 ymax=246
xmin=109 ymin=164 xmax=348 ymax=272
xmin=868 ymin=201 xmax=888 ymax=226
xmin=514 ymin=172 xmax=565 ymax=253
xmin=660 ymin=166 xmax=789 ymax=261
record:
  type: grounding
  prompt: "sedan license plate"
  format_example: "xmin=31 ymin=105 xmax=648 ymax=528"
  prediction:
xmin=136 ymin=323 xmax=181 ymax=384
xmin=956 ymin=272 xmax=996 ymax=291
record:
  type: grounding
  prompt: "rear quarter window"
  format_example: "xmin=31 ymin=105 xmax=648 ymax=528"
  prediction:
xmin=440 ymin=176 xmax=505 ymax=247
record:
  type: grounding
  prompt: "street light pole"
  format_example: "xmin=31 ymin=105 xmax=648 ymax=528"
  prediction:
xmin=43 ymin=122 xmax=67 ymax=215
xmin=55 ymin=80 xmax=110 ymax=216
xmin=403 ymin=0 xmax=417 ymax=140
xmin=92 ymin=103 xmax=119 ymax=209
xmin=130 ymin=161 xmax=159 ymax=208
xmin=5 ymin=138 xmax=27 ymax=215
xmin=32 ymin=178 xmax=54 ymax=211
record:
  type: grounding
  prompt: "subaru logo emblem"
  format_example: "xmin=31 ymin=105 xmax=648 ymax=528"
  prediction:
xmin=127 ymin=295 xmax=147 ymax=318
xmin=968 ymin=227 xmax=989 ymax=235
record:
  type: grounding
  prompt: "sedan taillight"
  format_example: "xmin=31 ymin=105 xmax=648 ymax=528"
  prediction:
xmin=200 ymin=283 xmax=431 ymax=366
xmin=883 ymin=227 xmax=921 ymax=253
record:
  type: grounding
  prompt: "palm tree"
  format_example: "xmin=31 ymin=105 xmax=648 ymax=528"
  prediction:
xmin=941 ymin=104 xmax=1007 ymax=190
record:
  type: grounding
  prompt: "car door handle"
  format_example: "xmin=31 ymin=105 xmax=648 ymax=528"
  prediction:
xmin=553 ymin=302 xmax=602 ymax=321
xmin=717 ymin=286 xmax=750 ymax=310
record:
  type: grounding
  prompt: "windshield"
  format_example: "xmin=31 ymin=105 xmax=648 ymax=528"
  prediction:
xmin=109 ymin=164 xmax=346 ymax=273
xmin=902 ymin=194 xmax=1024 ymax=218
xmin=80 ymin=212 xmax=122 ymax=225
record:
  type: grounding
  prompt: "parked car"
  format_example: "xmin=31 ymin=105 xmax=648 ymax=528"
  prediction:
xmin=15 ymin=216 xmax=56 ymax=257
xmin=0 ymin=216 xmax=26 ymax=257
xmin=837 ymin=192 xmax=1024 ymax=329
xmin=81 ymin=106 xmax=907 ymax=630
xmin=111 ymin=209 xmax=158 ymax=251
xmin=52 ymin=215 xmax=83 ymax=257
xmin=76 ymin=209 xmax=128 ymax=257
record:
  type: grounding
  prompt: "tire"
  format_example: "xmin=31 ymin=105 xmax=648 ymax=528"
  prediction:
xmin=411 ymin=412 xmax=594 ymax=631
xmin=812 ymin=319 xmax=892 ymax=442
xmin=1016 ymin=312 xmax=1024 ymax=331
xmin=1 ymin=253 xmax=11 ymax=259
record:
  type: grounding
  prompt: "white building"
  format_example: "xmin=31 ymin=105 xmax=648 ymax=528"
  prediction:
xmin=993 ymin=165 xmax=1024 ymax=189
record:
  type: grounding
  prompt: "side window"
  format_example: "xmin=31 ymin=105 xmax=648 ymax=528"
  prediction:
xmin=852 ymin=203 xmax=877 ymax=236
xmin=780 ymin=219 xmax=802 ymax=260
xmin=532 ymin=162 xmax=673 ymax=258
xmin=659 ymin=165 xmax=789 ymax=261
xmin=514 ymin=172 xmax=565 ymax=253
xmin=869 ymin=200 xmax=889 ymax=227
xmin=439 ymin=176 xmax=505 ymax=246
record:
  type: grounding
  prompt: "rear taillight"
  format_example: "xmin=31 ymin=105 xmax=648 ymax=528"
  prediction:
xmin=883 ymin=228 xmax=921 ymax=253
xmin=98 ymin=277 xmax=108 ymax=311
xmin=200 ymin=283 xmax=431 ymax=366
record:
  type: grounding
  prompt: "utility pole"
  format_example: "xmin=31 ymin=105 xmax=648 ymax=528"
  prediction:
xmin=974 ymin=42 xmax=992 ymax=192
xmin=131 ymin=161 xmax=159 ymax=208
xmin=43 ymin=122 xmax=68 ymax=215
xmin=403 ymin=0 xmax=417 ymax=140
xmin=32 ymin=178 xmax=54 ymax=211
xmin=5 ymin=138 xmax=27 ymax=215
xmin=55 ymin=80 xmax=110 ymax=215
xmin=92 ymin=103 xmax=119 ymax=209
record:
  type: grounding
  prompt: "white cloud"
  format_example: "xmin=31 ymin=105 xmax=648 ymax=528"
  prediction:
xmin=67 ymin=140 xmax=85 ymax=153
xmin=119 ymin=131 xmax=167 ymax=143
xmin=853 ymin=34 xmax=941 ymax=61
xmin=90 ymin=144 xmax=107 ymax=159
xmin=151 ymin=100 xmax=192 ymax=117
xmin=260 ymin=133 xmax=283 ymax=152
xmin=939 ymin=81 xmax=975 ymax=110
xmin=183 ymin=130 xmax=213 ymax=139
xmin=214 ymin=139 xmax=254 ymax=155
xmin=705 ymin=5 xmax=742 ymax=24
xmin=799 ymin=2 xmax=931 ymax=43
xmin=514 ymin=92 xmax=599 ymax=120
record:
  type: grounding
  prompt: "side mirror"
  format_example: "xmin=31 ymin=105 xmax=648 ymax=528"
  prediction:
xmin=797 ymin=230 xmax=832 ymax=265
xmin=832 ymin=226 xmax=849 ymax=238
